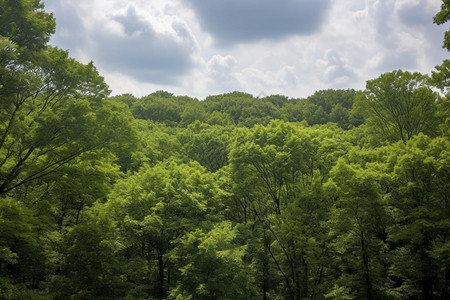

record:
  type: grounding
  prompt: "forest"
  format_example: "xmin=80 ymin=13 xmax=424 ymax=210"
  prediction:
xmin=0 ymin=0 xmax=449 ymax=299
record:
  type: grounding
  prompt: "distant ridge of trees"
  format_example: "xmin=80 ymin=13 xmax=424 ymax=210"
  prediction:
xmin=114 ymin=88 xmax=363 ymax=129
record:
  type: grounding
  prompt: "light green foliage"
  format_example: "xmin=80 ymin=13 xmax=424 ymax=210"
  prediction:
xmin=230 ymin=120 xmax=318 ymax=214
xmin=108 ymin=160 xmax=216 ymax=229
xmin=107 ymin=160 xmax=221 ymax=297
xmin=129 ymin=120 xmax=183 ymax=170
xmin=325 ymin=285 xmax=355 ymax=300
xmin=0 ymin=10 xmax=115 ymax=195
xmin=0 ymin=95 xmax=126 ymax=195
xmin=325 ymin=134 xmax=450 ymax=299
xmin=228 ymin=120 xmax=352 ymax=299
xmin=180 ymin=102 xmax=206 ymax=126
xmin=44 ymin=149 xmax=120 ymax=230
xmin=280 ymin=89 xmax=361 ymax=129
xmin=202 ymin=92 xmax=282 ymax=126
xmin=131 ymin=93 xmax=197 ymax=126
xmin=169 ymin=221 xmax=257 ymax=300
xmin=230 ymin=121 xmax=351 ymax=215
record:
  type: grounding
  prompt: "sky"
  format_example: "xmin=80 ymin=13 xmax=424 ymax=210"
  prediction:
xmin=41 ymin=0 xmax=448 ymax=100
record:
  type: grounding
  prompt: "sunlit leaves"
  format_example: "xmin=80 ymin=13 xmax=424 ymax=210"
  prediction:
xmin=169 ymin=221 xmax=257 ymax=300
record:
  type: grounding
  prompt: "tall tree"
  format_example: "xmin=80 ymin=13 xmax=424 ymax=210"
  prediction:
xmin=384 ymin=135 xmax=450 ymax=299
xmin=326 ymin=158 xmax=388 ymax=300
xmin=353 ymin=70 xmax=440 ymax=143
xmin=229 ymin=121 xmax=350 ymax=299
xmin=0 ymin=0 xmax=119 ymax=197
xmin=107 ymin=159 xmax=222 ymax=298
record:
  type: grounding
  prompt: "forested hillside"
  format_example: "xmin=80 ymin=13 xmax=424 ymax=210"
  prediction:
xmin=1 ymin=1 xmax=449 ymax=299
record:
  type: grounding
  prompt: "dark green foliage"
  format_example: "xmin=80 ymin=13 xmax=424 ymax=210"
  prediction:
xmin=279 ymin=89 xmax=362 ymax=129
xmin=0 ymin=0 xmax=55 ymax=51
xmin=177 ymin=121 xmax=235 ymax=172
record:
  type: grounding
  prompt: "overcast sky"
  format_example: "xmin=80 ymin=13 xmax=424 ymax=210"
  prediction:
xmin=41 ymin=0 xmax=448 ymax=99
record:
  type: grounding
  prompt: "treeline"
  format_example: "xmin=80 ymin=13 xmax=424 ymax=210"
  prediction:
xmin=115 ymin=89 xmax=362 ymax=129
xmin=1 ymin=1 xmax=449 ymax=300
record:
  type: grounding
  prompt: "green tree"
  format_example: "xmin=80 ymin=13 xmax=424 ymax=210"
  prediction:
xmin=326 ymin=158 xmax=388 ymax=300
xmin=127 ymin=120 xmax=183 ymax=170
xmin=307 ymin=89 xmax=356 ymax=115
xmin=383 ymin=135 xmax=450 ymax=299
xmin=54 ymin=205 xmax=127 ymax=300
xmin=107 ymin=160 xmax=221 ymax=298
xmin=430 ymin=59 xmax=450 ymax=92
xmin=131 ymin=94 xmax=197 ymax=126
xmin=201 ymin=92 xmax=281 ymax=127
xmin=178 ymin=122 xmax=235 ymax=172
xmin=353 ymin=70 xmax=440 ymax=143
xmin=0 ymin=3 xmax=114 ymax=195
xmin=433 ymin=0 xmax=450 ymax=51
xmin=169 ymin=221 xmax=258 ymax=299
xmin=228 ymin=121 xmax=349 ymax=299
xmin=0 ymin=198 xmax=47 ymax=298
xmin=0 ymin=0 xmax=55 ymax=51
xmin=0 ymin=92 xmax=134 ymax=196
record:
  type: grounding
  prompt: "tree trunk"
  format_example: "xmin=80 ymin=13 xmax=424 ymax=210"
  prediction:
xmin=360 ymin=230 xmax=372 ymax=300
xmin=263 ymin=234 xmax=270 ymax=300
xmin=158 ymin=253 xmax=164 ymax=296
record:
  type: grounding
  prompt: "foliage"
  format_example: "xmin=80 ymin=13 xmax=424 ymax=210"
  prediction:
xmin=353 ymin=70 xmax=440 ymax=143
xmin=433 ymin=0 xmax=450 ymax=51
xmin=1 ymin=1 xmax=449 ymax=299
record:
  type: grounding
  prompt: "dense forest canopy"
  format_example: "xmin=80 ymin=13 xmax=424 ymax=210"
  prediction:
xmin=0 ymin=0 xmax=449 ymax=299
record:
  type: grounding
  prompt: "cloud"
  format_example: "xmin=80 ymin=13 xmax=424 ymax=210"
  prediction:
xmin=111 ymin=5 xmax=147 ymax=36
xmin=43 ymin=0 xmax=91 ymax=60
xmin=40 ymin=0 xmax=448 ymax=100
xmin=183 ymin=0 xmax=331 ymax=46
xmin=395 ymin=0 xmax=447 ymax=58
xmin=43 ymin=0 xmax=199 ymax=85
xmin=367 ymin=0 xmax=446 ymax=74
xmin=94 ymin=6 xmax=198 ymax=84
xmin=364 ymin=0 xmax=429 ymax=71
xmin=233 ymin=65 xmax=301 ymax=96
xmin=396 ymin=0 xmax=433 ymax=27
xmin=206 ymin=55 xmax=239 ymax=88
xmin=321 ymin=50 xmax=356 ymax=86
